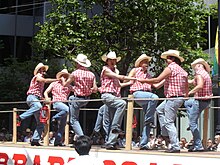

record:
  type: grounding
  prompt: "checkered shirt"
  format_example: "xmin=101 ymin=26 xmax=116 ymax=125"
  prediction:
xmin=194 ymin=69 xmax=213 ymax=98
xmin=51 ymin=81 xmax=74 ymax=101
xmin=99 ymin=66 xmax=121 ymax=97
xmin=164 ymin=62 xmax=188 ymax=98
xmin=27 ymin=73 xmax=45 ymax=98
xmin=130 ymin=67 xmax=152 ymax=93
xmin=71 ymin=66 xmax=95 ymax=96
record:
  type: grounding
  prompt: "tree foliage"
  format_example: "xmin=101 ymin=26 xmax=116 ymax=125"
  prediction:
xmin=33 ymin=0 xmax=210 ymax=78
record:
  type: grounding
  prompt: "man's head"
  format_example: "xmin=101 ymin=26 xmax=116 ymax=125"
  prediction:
xmin=34 ymin=63 xmax=49 ymax=76
xmin=74 ymin=135 xmax=92 ymax=155
xmin=161 ymin=50 xmax=184 ymax=65
xmin=74 ymin=54 xmax=91 ymax=67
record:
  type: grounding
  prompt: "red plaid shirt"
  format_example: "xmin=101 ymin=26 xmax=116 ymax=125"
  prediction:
xmin=130 ymin=67 xmax=152 ymax=93
xmin=194 ymin=69 xmax=212 ymax=98
xmin=71 ymin=66 xmax=95 ymax=96
xmin=164 ymin=62 xmax=188 ymax=98
xmin=51 ymin=81 xmax=74 ymax=102
xmin=27 ymin=73 xmax=45 ymax=98
xmin=99 ymin=66 xmax=121 ymax=97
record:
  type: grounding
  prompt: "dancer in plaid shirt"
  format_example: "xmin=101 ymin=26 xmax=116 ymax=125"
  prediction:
xmin=63 ymin=54 xmax=98 ymax=138
xmin=138 ymin=50 xmax=188 ymax=153
xmin=17 ymin=63 xmax=57 ymax=146
xmin=44 ymin=69 xmax=74 ymax=146
xmin=127 ymin=54 xmax=164 ymax=150
xmin=184 ymin=58 xmax=212 ymax=152
xmin=99 ymin=51 xmax=136 ymax=150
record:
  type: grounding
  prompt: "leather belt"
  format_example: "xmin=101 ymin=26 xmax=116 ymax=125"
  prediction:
xmin=102 ymin=92 xmax=116 ymax=96
xmin=131 ymin=90 xmax=151 ymax=94
xmin=76 ymin=95 xmax=90 ymax=99
xmin=170 ymin=96 xmax=184 ymax=98
xmin=196 ymin=99 xmax=211 ymax=102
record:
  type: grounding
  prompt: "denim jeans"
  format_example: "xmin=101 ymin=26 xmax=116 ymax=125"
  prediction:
xmin=94 ymin=104 xmax=110 ymax=142
xmin=68 ymin=95 xmax=89 ymax=136
xmin=52 ymin=102 xmax=69 ymax=144
xmin=184 ymin=99 xmax=210 ymax=150
xmin=156 ymin=98 xmax=184 ymax=150
xmin=133 ymin=91 xmax=158 ymax=147
xmin=101 ymin=93 xmax=126 ymax=145
xmin=20 ymin=94 xmax=44 ymax=142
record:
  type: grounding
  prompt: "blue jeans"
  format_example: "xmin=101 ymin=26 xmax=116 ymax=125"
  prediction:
xmin=184 ymin=99 xmax=211 ymax=150
xmin=101 ymin=93 xmax=126 ymax=145
xmin=52 ymin=102 xmax=69 ymax=144
xmin=68 ymin=95 xmax=89 ymax=136
xmin=133 ymin=91 xmax=158 ymax=147
xmin=20 ymin=95 xmax=44 ymax=142
xmin=94 ymin=104 xmax=110 ymax=142
xmin=156 ymin=98 xmax=184 ymax=150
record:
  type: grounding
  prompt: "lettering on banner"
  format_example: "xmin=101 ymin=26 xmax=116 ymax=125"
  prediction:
xmin=12 ymin=154 xmax=27 ymax=165
xmin=33 ymin=155 xmax=41 ymax=165
xmin=0 ymin=153 xmax=9 ymax=165
xmin=104 ymin=160 xmax=116 ymax=165
xmin=122 ymin=161 xmax=137 ymax=165
xmin=48 ymin=156 xmax=65 ymax=165
xmin=0 ymin=152 xmax=183 ymax=165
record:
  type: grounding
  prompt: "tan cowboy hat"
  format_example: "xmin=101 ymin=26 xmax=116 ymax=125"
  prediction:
xmin=161 ymin=49 xmax=184 ymax=62
xmin=26 ymin=128 xmax=31 ymax=133
xmin=56 ymin=69 xmax=70 ymax=79
xmin=135 ymin=54 xmax=152 ymax=67
xmin=101 ymin=51 xmax=121 ymax=62
xmin=34 ymin=63 xmax=49 ymax=75
xmin=191 ymin=58 xmax=211 ymax=73
xmin=74 ymin=54 xmax=91 ymax=67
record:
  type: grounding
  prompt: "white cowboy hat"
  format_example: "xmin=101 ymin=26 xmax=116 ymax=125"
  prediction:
xmin=191 ymin=58 xmax=211 ymax=73
xmin=56 ymin=69 xmax=70 ymax=79
xmin=101 ymin=51 xmax=121 ymax=62
xmin=135 ymin=54 xmax=152 ymax=67
xmin=34 ymin=63 xmax=49 ymax=75
xmin=161 ymin=49 xmax=184 ymax=62
xmin=74 ymin=54 xmax=91 ymax=67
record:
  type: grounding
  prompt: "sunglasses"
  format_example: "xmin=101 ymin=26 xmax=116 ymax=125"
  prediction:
xmin=166 ymin=56 xmax=173 ymax=59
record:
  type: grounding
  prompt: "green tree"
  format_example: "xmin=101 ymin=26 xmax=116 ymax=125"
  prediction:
xmin=33 ymin=0 xmax=210 ymax=78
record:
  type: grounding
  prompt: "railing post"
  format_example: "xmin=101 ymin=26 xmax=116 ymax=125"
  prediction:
xmin=125 ymin=94 xmax=134 ymax=150
xmin=12 ymin=108 xmax=17 ymax=143
xmin=64 ymin=114 xmax=69 ymax=145
xmin=43 ymin=98 xmax=51 ymax=146
xmin=203 ymin=107 xmax=209 ymax=148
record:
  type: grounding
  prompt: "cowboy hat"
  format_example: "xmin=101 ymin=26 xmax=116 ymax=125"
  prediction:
xmin=56 ymin=69 xmax=70 ymax=79
xmin=74 ymin=54 xmax=91 ymax=67
xmin=191 ymin=58 xmax=211 ymax=73
xmin=161 ymin=50 xmax=184 ymax=62
xmin=34 ymin=63 xmax=49 ymax=75
xmin=101 ymin=51 xmax=121 ymax=62
xmin=135 ymin=54 xmax=152 ymax=67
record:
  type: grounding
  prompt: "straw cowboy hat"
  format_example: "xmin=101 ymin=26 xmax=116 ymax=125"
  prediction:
xmin=135 ymin=54 xmax=152 ymax=67
xmin=56 ymin=69 xmax=70 ymax=79
xmin=101 ymin=51 xmax=121 ymax=62
xmin=74 ymin=54 xmax=91 ymax=67
xmin=161 ymin=49 xmax=184 ymax=62
xmin=191 ymin=58 xmax=211 ymax=73
xmin=26 ymin=128 xmax=31 ymax=133
xmin=34 ymin=63 xmax=49 ymax=75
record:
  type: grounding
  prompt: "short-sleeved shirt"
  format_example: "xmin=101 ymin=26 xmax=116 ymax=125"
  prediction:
xmin=130 ymin=67 xmax=152 ymax=93
xmin=194 ymin=68 xmax=212 ymax=99
xmin=50 ymin=81 xmax=74 ymax=102
xmin=27 ymin=73 xmax=45 ymax=98
xmin=71 ymin=66 xmax=95 ymax=96
xmin=164 ymin=62 xmax=188 ymax=98
xmin=99 ymin=66 xmax=121 ymax=97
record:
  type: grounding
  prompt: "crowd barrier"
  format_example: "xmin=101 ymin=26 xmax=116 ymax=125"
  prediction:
xmin=0 ymin=95 xmax=218 ymax=151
